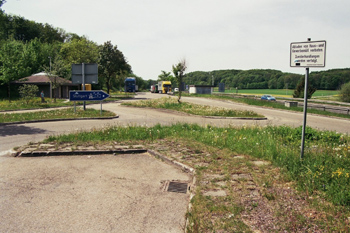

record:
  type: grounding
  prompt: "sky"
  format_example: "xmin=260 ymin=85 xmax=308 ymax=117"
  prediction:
xmin=3 ymin=0 xmax=350 ymax=80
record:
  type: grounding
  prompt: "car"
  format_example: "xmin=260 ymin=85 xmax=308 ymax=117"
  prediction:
xmin=261 ymin=95 xmax=276 ymax=101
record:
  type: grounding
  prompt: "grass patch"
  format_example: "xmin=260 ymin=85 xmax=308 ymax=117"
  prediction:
xmin=220 ymin=89 xmax=339 ymax=98
xmin=0 ymin=108 xmax=116 ymax=123
xmin=0 ymin=94 xmax=128 ymax=111
xmin=187 ymin=93 xmax=350 ymax=119
xmin=0 ymin=98 xmax=75 ymax=111
xmin=122 ymin=97 xmax=264 ymax=118
xmin=43 ymin=123 xmax=350 ymax=231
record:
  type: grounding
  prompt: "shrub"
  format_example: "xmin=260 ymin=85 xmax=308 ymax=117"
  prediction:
xmin=293 ymin=78 xmax=317 ymax=99
xmin=18 ymin=84 xmax=39 ymax=104
xmin=339 ymin=82 xmax=350 ymax=103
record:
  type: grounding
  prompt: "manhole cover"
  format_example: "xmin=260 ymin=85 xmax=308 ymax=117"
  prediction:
xmin=167 ymin=182 xmax=188 ymax=194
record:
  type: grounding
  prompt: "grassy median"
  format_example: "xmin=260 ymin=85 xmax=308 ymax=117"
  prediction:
xmin=0 ymin=108 xmax=116 ymax=123
xmin=122 ymin=97 xmax=264 ymax=118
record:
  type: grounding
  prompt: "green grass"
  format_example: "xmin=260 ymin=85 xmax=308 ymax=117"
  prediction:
xmin=0 ymin=98 xmax=75 ymax=111
xmin=0 ymin=108 xmax=116 ymax=123
xmin=185 ymin=93 xmax=350 ymax=119
xmin=122 ymin=97 xmax=264 ymax=118
xmin=218 ymin=89 xmax=339 ymax=97
xmin=0 ymin=95 xmax=128 ymax=111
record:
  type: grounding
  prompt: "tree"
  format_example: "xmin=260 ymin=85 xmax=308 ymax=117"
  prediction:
xmin=0 ymin=40 xmax=30 ymax=101
xmin=293 ymin=78 xmax=317 ymax=99
xmin=0 ymin=0 xmax=5 ymax=9
xmin=18 ymin=84 xmax=39 ymax=104
xmin=98 ymin=41 xmax=131 ymax=94
xmin=339 ymin=82 xmax=350 ymax=103
xmin=60 ymin=37 xmax=99 ymax=76
xmin=158 ymin=70 xmax=175 ymax=86
xmin=172 ymin=59 xmax=187 ymax=103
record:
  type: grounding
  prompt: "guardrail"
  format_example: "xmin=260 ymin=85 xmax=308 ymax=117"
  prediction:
xmin=299 ymin=103 xmax=350 ymax=115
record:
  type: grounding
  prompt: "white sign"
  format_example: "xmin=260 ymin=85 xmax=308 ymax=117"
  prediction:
xmin=290 ymin=40 xmax=326 ymax=67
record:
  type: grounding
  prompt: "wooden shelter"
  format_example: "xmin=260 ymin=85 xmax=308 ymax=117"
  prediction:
xmin=13 ymin=72 xmax=80 ymax=99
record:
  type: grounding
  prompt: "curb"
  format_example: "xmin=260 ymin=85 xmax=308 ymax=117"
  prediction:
xmin=203 ymin=116 xmax=267 ymax=120
xmin=0 ymin=115 xmax=119 ymax=126
xmin=17 ymin=148 xmax=146 ymax=157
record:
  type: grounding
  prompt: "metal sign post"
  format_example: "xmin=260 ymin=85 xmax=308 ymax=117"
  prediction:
xmin=290 ymin=38 xmax=326 ymax=160
xmin=71 ymin=63 xmax=98 ymax=111
xmin=300 ymin=67 xmax=309 ymax=159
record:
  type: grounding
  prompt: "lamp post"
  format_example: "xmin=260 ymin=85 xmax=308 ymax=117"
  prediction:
xmin=48 ymin=56 xmax=51 ymax=73
xmin=48 ymin=56 xmax=52 ymax=99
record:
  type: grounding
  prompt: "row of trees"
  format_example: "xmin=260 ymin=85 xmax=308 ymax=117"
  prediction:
xmin=0 ymin=1 xmax=134 ymax=99
xmin=182 ymin=68 xmax=350 ymax=91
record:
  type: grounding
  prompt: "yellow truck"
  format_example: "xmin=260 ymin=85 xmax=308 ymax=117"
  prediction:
xmin=158 ymin=81 xmax=172 ymax=94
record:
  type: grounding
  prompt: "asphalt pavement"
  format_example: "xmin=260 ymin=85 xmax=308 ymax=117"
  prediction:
xmin=0 ymin=152 xmax=192 ymax=233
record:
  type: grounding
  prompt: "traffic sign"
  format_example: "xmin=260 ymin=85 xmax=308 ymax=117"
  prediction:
xmin=72 ymin=63 xmax=98 ymax=84
xmin=290 ymin=40 xmax=326 ymax=67
xmin=69 ymin=90 xmax=109 ymax=101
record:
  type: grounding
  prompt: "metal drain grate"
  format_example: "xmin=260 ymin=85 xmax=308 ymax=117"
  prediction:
xmin=167 ymin=182 xmax=188 ymax=194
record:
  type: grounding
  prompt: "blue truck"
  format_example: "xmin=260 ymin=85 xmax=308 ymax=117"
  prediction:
xmin=124 ymin=77 xmax=137 ymax=92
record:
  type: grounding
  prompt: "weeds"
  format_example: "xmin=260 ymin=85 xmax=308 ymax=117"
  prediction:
xmin=122 ymin=97 xmax=264 ymax=118
xmin=0 ymin=108 xmax=116 ymax=123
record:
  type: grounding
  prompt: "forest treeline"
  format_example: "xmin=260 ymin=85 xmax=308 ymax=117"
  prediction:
xmin=184 ymin=68 xmax=350 ymax=90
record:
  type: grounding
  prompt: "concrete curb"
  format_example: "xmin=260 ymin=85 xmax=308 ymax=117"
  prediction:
xmin=203 ymin=116 xmax=267 ymax=120
xmin=16 ymin=147 xmax=145 ymax=157
xmin=147 ymin=149 xmax=196 ymax=233
xmin=0 ymin=115 xmax=119 ymax=126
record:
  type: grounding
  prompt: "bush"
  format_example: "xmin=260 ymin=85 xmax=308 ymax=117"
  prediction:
xmin=293 ymin=78 xmax=317 ymax=99
xmin=339 ymin=82 xmax=350 ymax=102
xmin=18 ymin=84 xmax=39 ymax=104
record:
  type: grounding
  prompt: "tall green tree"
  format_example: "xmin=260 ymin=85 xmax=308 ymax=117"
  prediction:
xmin=98 ymin=41 xmax=131 ymax=94
xmin=60 ymin=37 xmax=99 ymax=76
xmin=0 ymin=40 xmax=30 ymax=101
xmin=172 ymin=59 xmax=187 ymax=103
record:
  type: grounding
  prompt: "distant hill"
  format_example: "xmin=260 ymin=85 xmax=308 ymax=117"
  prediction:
xmin=184 ymin=68 xmax=350 ymax=90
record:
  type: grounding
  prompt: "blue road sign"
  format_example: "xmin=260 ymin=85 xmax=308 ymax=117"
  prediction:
xmin=69 ymin=90 xmax=109 ymax=101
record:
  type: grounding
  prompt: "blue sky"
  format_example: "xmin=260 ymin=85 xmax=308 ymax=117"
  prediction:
xmin=3 ymin=0 xmax=350 ymax=80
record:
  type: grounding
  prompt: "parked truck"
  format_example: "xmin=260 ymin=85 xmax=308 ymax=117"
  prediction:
xmin=158 ymin=81 xmax=172 ymax=94
xmin=124 ymin=77 xmax=136 ymax=92
xmin=150 ymin=84 xmax=158 ymax=93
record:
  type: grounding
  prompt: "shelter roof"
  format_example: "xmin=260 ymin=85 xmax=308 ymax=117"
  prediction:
xmin=13 ymin=72 xmax=72 ymax=84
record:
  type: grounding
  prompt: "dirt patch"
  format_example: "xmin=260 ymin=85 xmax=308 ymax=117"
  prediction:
xmin=147 ymin=139 xmax=349 ymax=232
